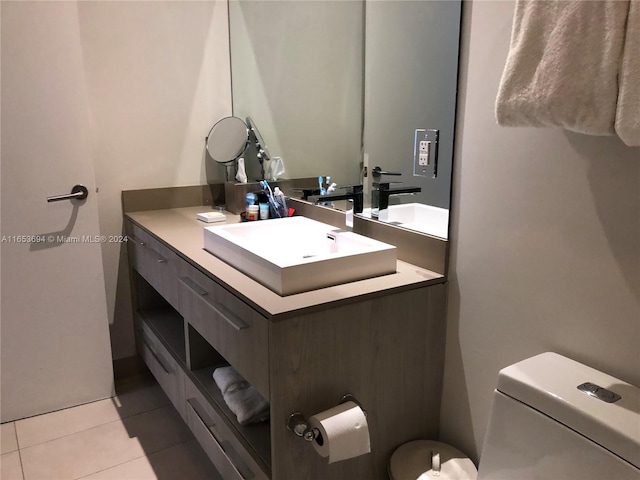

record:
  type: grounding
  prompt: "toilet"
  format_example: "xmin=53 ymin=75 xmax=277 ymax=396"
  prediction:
xmin=390 ymin=352 xmax=640 ymax=480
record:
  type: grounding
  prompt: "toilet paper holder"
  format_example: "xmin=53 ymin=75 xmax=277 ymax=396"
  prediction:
xmin=286 ymin=394 xmax=366 ymax=442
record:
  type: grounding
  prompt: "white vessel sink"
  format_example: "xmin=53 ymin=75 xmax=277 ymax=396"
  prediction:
xmin=363 ymin=203 xmax=449 ymax=239
xmin=204 ymin=216 xmax=397 ymax=296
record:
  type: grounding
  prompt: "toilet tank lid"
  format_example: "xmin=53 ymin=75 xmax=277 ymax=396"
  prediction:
xmin=496 ymin=352 xmax=640 ymax=469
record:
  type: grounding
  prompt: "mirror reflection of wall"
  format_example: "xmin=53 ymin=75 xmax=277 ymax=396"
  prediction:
xmin=229 ymin=1 xmax=364 ymax=184
xmin=364 ymin=1 xmax=461 ymax=210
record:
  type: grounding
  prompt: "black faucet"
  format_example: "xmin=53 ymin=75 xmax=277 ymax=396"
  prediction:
xmin=375 ymin=182 xmax=422 ymax=212
xmin=371 ymin=166 xmax=421 ymax=219
xmin=308 ymin=185 xmax=364 ymax=214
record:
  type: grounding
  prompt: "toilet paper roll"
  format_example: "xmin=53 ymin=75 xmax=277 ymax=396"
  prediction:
xmin=308 ymin=401 xmax=371 ymax=463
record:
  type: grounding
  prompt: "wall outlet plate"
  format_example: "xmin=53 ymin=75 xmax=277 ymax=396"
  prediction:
xmin=414 ymin=129 xmax=439 ymax=178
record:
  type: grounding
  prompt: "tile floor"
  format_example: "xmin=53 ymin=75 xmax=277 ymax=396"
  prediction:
xmin=1 ymin=371 xmax=222 ymax=480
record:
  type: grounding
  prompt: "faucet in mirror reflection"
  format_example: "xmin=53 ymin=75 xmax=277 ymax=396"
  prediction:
xmin=371 ymin=166 xmax=421 ymax=222
xmin=308 ymin=184 xmax=364 ymax=229
xmin=308 ymin=184 xmax=364 ymax=215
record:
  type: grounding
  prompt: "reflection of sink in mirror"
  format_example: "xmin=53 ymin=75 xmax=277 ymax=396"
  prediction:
xmin=204 ymin=217 xmax=397 ymax=296
xmin=362 ymin=204 xmax=449 ymax=239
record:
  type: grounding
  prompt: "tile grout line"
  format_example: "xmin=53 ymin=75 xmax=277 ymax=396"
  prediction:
xmin=17 ymin=446 xmax=26 ymax=480
xmin=5 ymin=423 xmax=25 ymax=480
xmin=13 ymin=395 xmax=116 ymax=428
xmin=12 ymin=378 xmax=167 ymax=446
xmin=16 ymin=404 xmax=171 ymax=451
xmin=71 ymin=438 xmax=199 ymax=480
xmin=72 ymin=450 xmax=150 ymax=480
xmin=19 ymin=405 xmax=188 ymax=480
xmin=12 ymin=375 xmax=172 ymax=479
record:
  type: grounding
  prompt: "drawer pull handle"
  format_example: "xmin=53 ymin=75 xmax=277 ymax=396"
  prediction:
xmin=129 ymin=235 xmax=145 ymax=247
xmin=140 ymin=331 xmax=173 ymax=374
xmin=187 ymin=397 xmax=216 ymax=428
xmin=153 ymin=252 xmax=167 ymax=264
xmin=180 ymin=276 xmax=208 ymax=296
xmin=130 ymin=235 xmax=167 ymax=264
xmin=187 ymin=398 xmax=254 ymax=480
xmin=180 ymin=277 xmax=249 ymax=331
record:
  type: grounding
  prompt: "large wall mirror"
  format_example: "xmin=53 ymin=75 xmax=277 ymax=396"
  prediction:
xmin=229 ymin=0 xmax=462 ymax=239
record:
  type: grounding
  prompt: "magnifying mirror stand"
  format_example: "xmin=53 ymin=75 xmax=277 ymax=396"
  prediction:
xmin=223 ymin=162 xmax=237 ymax=182
xmin=247 ymin=117 xmax=271 ymax=181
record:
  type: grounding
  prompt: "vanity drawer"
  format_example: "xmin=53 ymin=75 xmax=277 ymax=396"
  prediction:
xmin=185 ymin=379 xmax=269 ymax=480
xmin=136 ymin=316 xmax=186 ymax=419
xmin=127 ymin=222 xmax=180 ymax=311
xmin=178 ymin=264 xmax=269 ymax=400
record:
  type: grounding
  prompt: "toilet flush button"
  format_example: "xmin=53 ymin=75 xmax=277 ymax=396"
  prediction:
xmin=577 ymin=382 xmax=621 ymax=403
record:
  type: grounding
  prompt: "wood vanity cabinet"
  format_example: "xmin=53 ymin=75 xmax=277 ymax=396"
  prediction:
xmin=125 ymin=208 xmax=446 ymax=480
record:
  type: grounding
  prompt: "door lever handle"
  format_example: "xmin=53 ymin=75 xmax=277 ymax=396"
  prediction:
xmin=47 ymin=185 xmax=89 ymax=203
xmin=372 ymin=166 xmax=402 ymax=178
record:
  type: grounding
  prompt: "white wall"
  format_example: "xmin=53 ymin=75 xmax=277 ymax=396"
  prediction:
xmin=441 ymin=0 xmax=640 ymax=463
xmin=75 ymin=1 xmax=231 ymax=359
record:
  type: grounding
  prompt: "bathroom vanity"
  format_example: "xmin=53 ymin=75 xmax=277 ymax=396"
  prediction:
xmin=125 ymin=203 xmax=447 ymax=480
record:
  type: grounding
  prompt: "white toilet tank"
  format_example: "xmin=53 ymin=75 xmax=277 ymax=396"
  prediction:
xmin=478 ymin=352 xmax=640 ymax=480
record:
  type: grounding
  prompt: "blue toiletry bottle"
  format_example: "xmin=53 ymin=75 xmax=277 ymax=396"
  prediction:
xmin=246 ymin=192 xmax=256 ymax=216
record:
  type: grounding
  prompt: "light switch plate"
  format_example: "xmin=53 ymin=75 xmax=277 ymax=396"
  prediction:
xmin=414 ymin=129 xmax=439 ymax=178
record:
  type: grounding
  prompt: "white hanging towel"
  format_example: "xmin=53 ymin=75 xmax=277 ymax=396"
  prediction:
xmin=615 ymin=0 xmax=640 ymax=147
xmin=495 ymin=0 xmax=630 ymax=136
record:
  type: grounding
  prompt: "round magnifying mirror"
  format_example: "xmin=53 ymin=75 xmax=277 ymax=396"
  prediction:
xmin=205 ymin=116 xmax=249 ymax=164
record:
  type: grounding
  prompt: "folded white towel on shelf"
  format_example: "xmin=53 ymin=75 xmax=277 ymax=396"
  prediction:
xmin=496 ymin=0 xmax=630 ymax=136
xmin=223 ymin=384 xmax=270 ymax=425
xmin=213 ymin=365 xmax=249 ymax=394
xmin=615 ymin=0 xmax=640 ymax=147
xmin=213 ymin=366 xmax=269 ymax=425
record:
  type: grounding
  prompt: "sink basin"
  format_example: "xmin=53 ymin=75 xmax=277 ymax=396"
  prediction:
xmin=363 ymin=203 xmax=449 ymax=238
xmin=204 ymin=216 xmax=397 ymax=295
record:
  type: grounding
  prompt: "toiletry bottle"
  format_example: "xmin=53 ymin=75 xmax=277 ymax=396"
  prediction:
xmin=318 ymin=176 xmax=326 ymax=196
xmin=259 ymin=203 xmax=269 ymax=220
xmin=273 ymin=187 xmax=287 ymax=218
xmin=247 ymin=205 xmax=259 ymax=221
xmin=245 ymin=192 xmax=256 ymax=217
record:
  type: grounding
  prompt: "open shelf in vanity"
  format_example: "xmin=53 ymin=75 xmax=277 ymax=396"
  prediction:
xmin=188 ymin=362 xmax=272 ymax=472
xmin=137 ymin=308 xmax=185 ymax=363
xmin=124 ymin=204 xmax=447 ymax=480
xmin=131 ymin=263 xmax=272 ymax=479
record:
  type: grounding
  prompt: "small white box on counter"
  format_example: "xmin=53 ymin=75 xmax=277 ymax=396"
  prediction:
xmin=197 ymin=212 xmax=226 ymax=223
